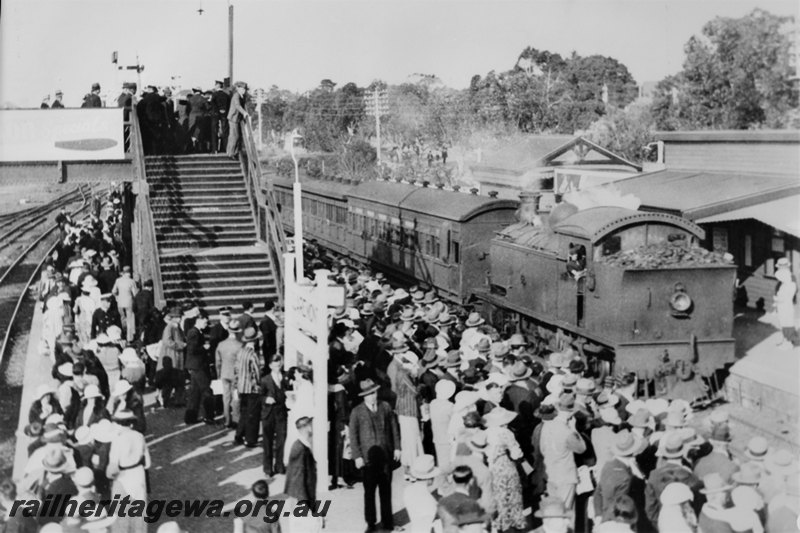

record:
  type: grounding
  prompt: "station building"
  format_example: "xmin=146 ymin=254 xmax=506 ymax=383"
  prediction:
xmin=610 ymin=130 xmax=800 ymax=311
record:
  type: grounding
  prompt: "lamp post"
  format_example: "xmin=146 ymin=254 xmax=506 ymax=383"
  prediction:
xmin=290 ymin=131 xmax=304 ymax=280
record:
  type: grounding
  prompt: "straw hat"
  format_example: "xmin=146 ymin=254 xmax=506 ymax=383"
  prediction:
xmin=505 ymin=361 xmax=532 ymax=381
xmin=561 ymin=374 xmax=578 ymax=390
xmin=645 ymin=398 xmax=669 ymax=418
xmin=659 ymin=432 xmax=688 ymax=459
xmin=613 ymin=430 xmax=646 ymax=457
xmin=625 ymin=399 xmax=646 ymax=415
xmin=557 ymin=392 xmax=577 ymax=412
xmin=538 ymin=403 xmax=558 ymax=421
xmin=42 ymin=448 xmax=70 ymax=474
xmin=241 ymin=326 xmax=262 ymax=343
xmin=358 ymin=379 xmax=380 ymax=397
xmin=489 ymin=342 xmax=510 ymax=360
xmin=628 ymin=408 xmax=653 ymax=429
xmin=507 ymin=333 xmax=528 ymax=347
xmin=599 ymin=406 xmax=622 ymax=426
xmin=399 ymin=308 xmax=416 ymax=322
xmin=464 ymin=313 xmax=485 ymax=328
xmin=664 ymin=409 xmax=688 ymax=428
xmin=765 ymin=449 xmax=799 ymax=476
xmin=701 ymin=472 xmax=734 ymax=494
xmin=436 ymin=311 xmax=456 ymax=327
xmin=732 ymin=462 xmax=763 ymax=486
xmin=410 ymin=454 xmax=440 ymax=480
xmin=483 ymin=407 xmax=517 ymax=427
xmin=576 ymin=378 xmax=596 ymax=395
xmin=422 ymin=291 xmax=439 ymax=305
xmin=475 ymin=338 xmax=491 ymax=355
xmin=442 ymin=350 xmax=462 ymax=369
xmin=744 ymin=436 xmax=769 ymax=461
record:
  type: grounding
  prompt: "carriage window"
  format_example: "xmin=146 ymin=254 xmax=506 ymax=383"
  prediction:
xmin=452 ymin=241 xmax=460 ymax=263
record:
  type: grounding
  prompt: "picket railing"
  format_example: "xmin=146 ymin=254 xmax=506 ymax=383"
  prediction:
xmin=241 ymin=116 xmax=287 ymax=305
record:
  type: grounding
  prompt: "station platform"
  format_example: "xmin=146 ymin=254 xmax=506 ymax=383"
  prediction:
xmin=12 ymin=305 xmax=53 ymax=480
xmin=726 ymin=310 xmax=800 ymax=450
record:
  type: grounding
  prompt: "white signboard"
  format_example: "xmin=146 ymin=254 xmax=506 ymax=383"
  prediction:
xmin=0 ymin=109 xmax=125 ymax=162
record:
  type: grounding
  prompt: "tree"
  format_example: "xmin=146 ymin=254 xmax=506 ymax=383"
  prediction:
xmin=652 ymin=9 xmax=799 ymax=130
xmin=585 ymin=100 xmax=656 ymax=163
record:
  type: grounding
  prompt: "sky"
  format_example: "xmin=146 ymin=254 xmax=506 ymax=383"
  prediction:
xmin=0 ymin=0 xmax=797 ymax=107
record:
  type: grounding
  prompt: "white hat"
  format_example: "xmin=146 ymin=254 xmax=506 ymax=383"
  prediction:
xmin=112 ymin=379 xmax=132 ymax=397
xmin=119 ymin=348 xmax=140 ymax=366
xmin=435 ymin=380 xmax=456 ymax=400
xmin=106 ymin=325 xmax=122 ymax=342
xmin=482 ymin=373 xmax=510 ymax=389
xmin=83 ymin=384 xmax=103 ymax=400
xmin=453 ymin=391 xmax=480 ymax=411
xmin=660 ymin=482 xmax=693 ymax=505
xmin=90 ymin=419 xmax=117 ymax=443
xmin=339 ymin=319 xmax=357 ymax=329
xmin=57 ymin=362 xmax=74 ymax=377
xmin=600 ymin=406 xmax=622 ymax=426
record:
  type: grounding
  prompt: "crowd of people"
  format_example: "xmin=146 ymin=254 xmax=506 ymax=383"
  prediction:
xmin=126 ymin=80 xmax=247 ymax=158
xmin=40 ymin=80 xmax=251 ymax=160
xmin=2 ymin=199 xmax=798 ymax=533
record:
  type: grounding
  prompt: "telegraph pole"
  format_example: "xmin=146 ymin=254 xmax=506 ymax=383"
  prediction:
xmin=365 ymin=87 xmax=388 ymax=168
xmin=228 ymin=2 xmax=234 ymax=83
xmin=374 ymin=88 xmax=381 ymax=166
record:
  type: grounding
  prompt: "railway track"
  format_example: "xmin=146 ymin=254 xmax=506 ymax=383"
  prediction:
xmin=0 ymin=186 xmax=86 ymax=252
xmin=0 ymin=185 xmax=91 ymax=367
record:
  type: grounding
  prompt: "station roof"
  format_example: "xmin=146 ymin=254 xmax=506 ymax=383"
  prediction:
xmin=608 ymin=170 xmax=800 ymax=221
xmin=697 ymin=194 xmax=800 ymax=239
xmin=348 ymin=180 xmax=518 ymax=222
xmin=655 ymin=130 xmax=800 ymax=143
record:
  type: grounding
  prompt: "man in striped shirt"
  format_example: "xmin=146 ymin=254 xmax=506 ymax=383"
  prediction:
xmin=235 ymin=326 xmax=263 ymax=447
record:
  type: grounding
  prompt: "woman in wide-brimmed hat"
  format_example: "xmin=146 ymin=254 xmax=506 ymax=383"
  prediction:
xmin=657 ymin=482 xmax=697 ymax=533
xmin=484 ymin=406 xmax=526 ymax=532
xmin=430 ymin=380 xmax=456 ymax=471
xmin=403 ymin=454 xmax=440 ymax=533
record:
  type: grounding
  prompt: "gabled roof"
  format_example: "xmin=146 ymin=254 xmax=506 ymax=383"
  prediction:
xmin=608 ymin=170 xmax=800 ymax=221
xmin=473 ymin=135 xmax=642 ymax=177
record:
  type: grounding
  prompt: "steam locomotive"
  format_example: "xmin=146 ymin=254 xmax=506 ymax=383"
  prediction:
xmin=269 ymin=173 xmax=736 ymax=385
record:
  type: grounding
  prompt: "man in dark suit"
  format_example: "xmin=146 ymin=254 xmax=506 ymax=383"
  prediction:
xmin=187 ymin=87 xmax=210 ymax=153
xmin=82 ymin=83 xmax=102 ymax=108
xmin=133 ymin=279 xmax=154 ymax=340
xmin=137 ymin=85 xmax=166 ymax=154
xmin=260 ymin=355 xmax=288 ymax=476
xmin=259 ymin=300 xmax=278 ymax=364
xmin=349 ymin=379 xmax=401 ymax=532
xmin=210 ymin=80 xmax=230 ymax=153
xmin=284 ymin=416 xmax=316 ymax=502
xmin=184 ymin=311 xmax=215 ymax=425
xmin=91 ymin=294 xmax=121 ymax=339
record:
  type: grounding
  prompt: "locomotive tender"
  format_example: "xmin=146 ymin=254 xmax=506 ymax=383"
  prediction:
xmin=269 ymin=173 xmax=736 ymax=381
